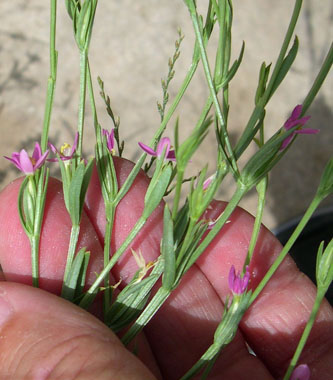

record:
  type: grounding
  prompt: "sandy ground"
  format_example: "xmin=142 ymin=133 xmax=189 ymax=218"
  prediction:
xmin=0 ymin=0 xmax=332 ymax=229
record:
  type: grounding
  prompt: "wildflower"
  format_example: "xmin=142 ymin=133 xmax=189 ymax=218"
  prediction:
xmin=138 ymin=137 xmax=176 ymax=161
xmin=102 ymin=128 xmax=115 ymax=154
xmin=290 ymin=364 xmax=310 ymax=380
xmin=48 ymin=132 xmax=78 ymax=161
xmin=280 ymin=105 xmax=318 ymax=150
xmin=228 ymin=265 xmax=250 ymax=295
xmin=5 ymin=142 xmax=49 ymax=175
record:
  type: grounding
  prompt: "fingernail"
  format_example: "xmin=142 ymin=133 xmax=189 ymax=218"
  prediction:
xmin=0 ymin=289 xmax=13 ymax=326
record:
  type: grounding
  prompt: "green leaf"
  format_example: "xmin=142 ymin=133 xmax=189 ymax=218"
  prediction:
xmin=267 ymin=36 xmax=299 ymax=101
xmin=62 ymin=248 xmax=90 ymax=302
xmin=161 ymin=205 xmax=175 ymax=290
xmin=143 ymin=164 xmax=173 ymax=218
xmin=255 ymin=62 xmax=271 ymax=105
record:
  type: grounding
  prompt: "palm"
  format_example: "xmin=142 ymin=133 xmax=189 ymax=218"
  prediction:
xmin=0 ymin=158 xmax=332 ymax=379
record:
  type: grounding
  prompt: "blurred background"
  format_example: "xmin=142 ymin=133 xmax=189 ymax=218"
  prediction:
xmin=0 ymin=0 xmax=332 ymax=230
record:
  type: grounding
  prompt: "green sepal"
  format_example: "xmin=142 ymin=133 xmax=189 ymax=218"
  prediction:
xmin=95 ymin=139 xmax=118 ymax=207
xmin=161 ymin=205 xmax=176 ymax=290
xmin=316 ymin=239 xmax=333 ymax=290
xmin=240 ymin=126 xmax=297 ymax=188
xmin=315 ymin=157 xmax=333 ymax=200
xmin=143 ymin=163 xmax=173 ymax=218
xmin=62 ymin=247 xmax=90 ymax=302
xmin=18 ymin=176 xmax=34 ymax=236
xmin=66 ymin=157 xmax=94 ymax=225
xmin=72 ymin=0 xmax=98 ymax=51
xmin=255 ymin=62 xmax=271 ymax=105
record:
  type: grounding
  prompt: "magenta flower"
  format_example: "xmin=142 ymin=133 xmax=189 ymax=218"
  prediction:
xmin=102 ymin=128 xmax=115 ymax=154
xmin=138 ymin=137 xmax=176 ymax=161
xmin=48 ymin=132 xmax=78 ymax=161
xmin=5 ymin=142 xmax=49 ymax=175
xmin=280 ymin=105 xmax=318 ymax=150
xmin=228 ymin=265 xmax=250 ymax=295
xmin=290 ymin=364 xmax=310 ymax=380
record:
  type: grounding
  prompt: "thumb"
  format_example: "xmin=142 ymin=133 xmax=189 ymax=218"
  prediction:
xmin=0 ymin=282 xmax=156 ymax=380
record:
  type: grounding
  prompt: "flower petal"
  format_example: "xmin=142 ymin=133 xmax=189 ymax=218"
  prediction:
xmin=19 ymin=149 xmax=34 ymax=175
xmin=34 ymin=150 xmax=49 ymax=170
xmin=138 ymin=142 xmax=157 ymax=156
xmin=32 ymin=142 xmax=42 ymax=162
xmin=294 ymin=128 xmax=319 ymax=135
xmin=156 ymin=137 xmax=171 ymax=158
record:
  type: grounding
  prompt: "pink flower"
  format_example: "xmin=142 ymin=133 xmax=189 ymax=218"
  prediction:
xmin=5 ymin=142 xmax=49 ymax=175
xmin=102 ymin=128 xmax=115 ymax=154
xmin=228 ymin=265 xmax=250 ymax=295
xmin=280 ymin=105 xmax=318 ymax=150
xmin=138 ymin=137 xmax=176 ymax=161
xmin=290 ymin=364 xmax=310 ymax=380
xmin=48 ymin=132 xmax=78 ymax=161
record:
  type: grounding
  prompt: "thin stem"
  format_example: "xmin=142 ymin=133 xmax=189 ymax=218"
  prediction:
xmin=41 ymin=0 xmax=58 ymax=152
xmin=61 ymin=224 xmax=80 ymax=295
xmin=121 ymin=287 xmax=170 ymax=346
xmin=250 ymin=195 xmax=322 ymax=305
xmin=283 ymin=289 xmax=326 ymax=380
xmin=184 ymin=185 xmax=247 ymax=273
xmin=187 ymin=1 xmax=238 ymax=177
xmin=103 ymin=213 xmax=115 ymax=319
xmin=30 ymin=235 xmax=39 ymax=287
xmin=86 ymin=59 xmax=101 ymax=143
xmin=77 ymin=50 xmax=88 ymax=160
xmin=80 ymin=216 xmax=147 ymax=308
xmin=244 ymin=176 xmax=267 ymax=269
xmin=171 ymin=169 xmax=184 ymax=220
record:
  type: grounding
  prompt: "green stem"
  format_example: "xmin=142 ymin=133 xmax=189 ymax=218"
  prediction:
xmin=250 ymin=195 xmax=322 ymax=305
xmin=86 ymin=58 xmax=101 ymax=143
xmin=41 ymin=0 xmax=58 ymax=152
xmin=30 ymin=235 xmax=39 ymax=287
xmin=187 ymin=1 xmax=238 ymax=177
xmin=103 ymin=213 xmax=115 ymax=319
xmin=152 ymin=60 xmax=199 ymax=146
xmin=121 ymin=286 xmax=170 ymax=346
xmin=184 ymin=185 xmax=247 ymax=273
xmin=244 ymin=176 xmax=267 ymax=269
xmin=283 ymin=289 xmax=326 ymax=380
xmin=171 ymin=168 xmax=184 ymax=220
xmin=77 ymin=49 xmax=88 ymax=160
xmin=79 ymin=216 xmax=147 ymax=308
xmin=61 ymin=224 xmax=80 ymax=295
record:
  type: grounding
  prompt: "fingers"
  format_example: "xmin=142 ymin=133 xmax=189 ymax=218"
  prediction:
xmin=197 ymin=200 xmax=333 ymax=379
xmin=0 ymin=282 xmax=156 ymax=380
xmin=0 ymin=177 xmax=105 ymax=295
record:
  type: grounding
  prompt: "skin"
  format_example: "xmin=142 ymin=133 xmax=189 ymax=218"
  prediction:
xmin=0 ymin=157 xmax=332 ymax=379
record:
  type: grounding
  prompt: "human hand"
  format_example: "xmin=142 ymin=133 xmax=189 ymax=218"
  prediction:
xmin=0 ymin=157 xmax=332 ymax=379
